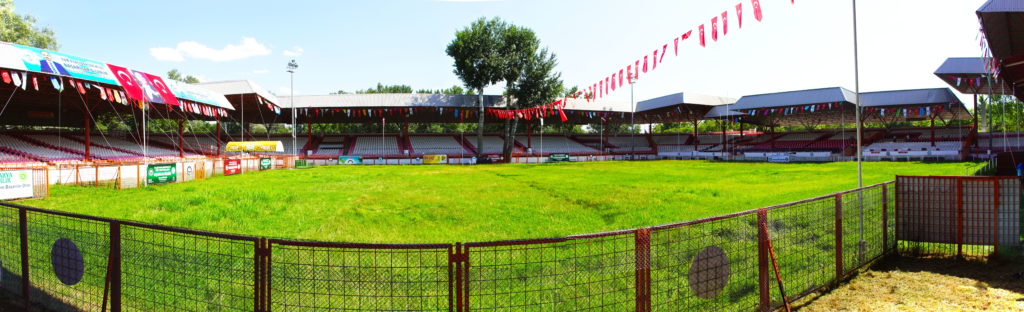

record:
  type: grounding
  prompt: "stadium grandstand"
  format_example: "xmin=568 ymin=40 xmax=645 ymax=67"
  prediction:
xmin=0 ymin=16 xmax=1021 ymax=167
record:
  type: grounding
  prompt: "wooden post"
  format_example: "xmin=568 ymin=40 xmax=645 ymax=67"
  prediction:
xmin=634 ymin=228 xmax=651 ymax=312
xmin=757 ymin=209 xmax=771 ymax=312
xmin=882 ymin=183 xmax=888 ymax=251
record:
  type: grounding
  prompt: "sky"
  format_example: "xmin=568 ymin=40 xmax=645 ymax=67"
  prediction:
xmin=16 ymin=0 xmax=989 ymax=105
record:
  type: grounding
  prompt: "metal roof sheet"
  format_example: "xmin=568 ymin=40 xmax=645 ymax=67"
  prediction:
xmin=279 ymin=93 xmax=506 ymax=109
xmin=859 ymin=88 xmax=960 ymax=107
xmin=733 ymin=87 xmax=857 ymax=110
xmin=635 ymin=92 xmax=735 ymax=112
xmin=197 ymin=80 xmax=280 ymax=106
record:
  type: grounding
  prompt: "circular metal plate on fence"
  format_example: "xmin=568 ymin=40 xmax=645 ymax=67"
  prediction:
xmin=688 ymin=246 xmax=730 ymax=299
xmin=51 ymin=238 xmax=84 ymax=286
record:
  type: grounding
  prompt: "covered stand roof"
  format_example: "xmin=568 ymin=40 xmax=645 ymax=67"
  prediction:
xmin=633 ymin=92 xmax=736 ymax=123
xmin=934 ymin=57 xmax=1012 ymax=94
xmin=279 ymin=93 xmax=507 ymax=123
xmin=0 ymin=41 xmax=232 ymax=126
xmin=197 ymin=80 xmax=281 ymax=122
xmin=732 ymin=87 xmax=858 ymax=127
xmin=730 ymin=87 xmax=968 ymax=127
xmin=978 ymin=0 xmax=1024 ymax=99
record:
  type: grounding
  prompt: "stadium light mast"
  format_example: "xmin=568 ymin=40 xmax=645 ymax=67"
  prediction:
xmin=288 ymin=60 xmax=298 ymax=158
xmin=852 ymin=0 xmax=866 ymax=262
xmin=630 ymin=72 xmax=637 ymax=160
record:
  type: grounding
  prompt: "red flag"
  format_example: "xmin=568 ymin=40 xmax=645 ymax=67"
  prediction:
xmin=752 ymin=0 xmax=763 ymax=22
xmin=599 ymin=80 xmax=603 ymax=98
xmin=722 ymin=11 xmax=728 ymax=35
xmin=674 ymin=37 xmax=680 ymax=56
xmin=682 ymin=30 xmax=693 ymax=41
xmin=1 ymin=71 xmax=9 ymax=84
xmin=711 ymin=17 xmax=718 ymax=41
xmin=699 ymin=24 xmax=706 ymax=47
xmin=659 ymin=44 xmax=668 ymax=63
xmin=642 ymin=55 xmax=648 ymax=73
xmin=141 ymin=73 xmax=180 ymax=106
xmin=611 ymin=73 xmax=617 ymax=91
xmin=652 ymin=49 xmax=658 ymax=70
xmin=627 ymin=65 xmax=633 ymax=83
xmin=32 ymin=75 xmax=38 ymax=91
xmin=107 ymin=64 xmax=145 ymax=101
xmin=77 ymin=81 xmax=86 ymax=94
xmin=736 ymin=3 xmax=744 ymax=28
xmin=618 ymin=69 xmax=624 ymax=87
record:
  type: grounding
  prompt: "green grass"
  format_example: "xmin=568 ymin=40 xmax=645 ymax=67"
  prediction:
xmin=24 ymin=160 xmax=983 ymax=244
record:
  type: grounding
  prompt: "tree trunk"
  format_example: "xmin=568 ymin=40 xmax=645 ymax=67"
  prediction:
xmin=504 ymin=117 xmax=519 ymax=162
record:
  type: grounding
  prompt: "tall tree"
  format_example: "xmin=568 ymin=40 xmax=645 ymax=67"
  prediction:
xmin=504 ymin=48 xmax=563 ymax=159
xmin=498 ymin=25 xmax=540 ymax=159
xmin=0 ymin=0 xmax=58 ymax=50
xmin=447 ymin=17 xmax=507 ymax=158
xmin=356 ymin=83 xmax=413 ymax=94
xmin=167 ymin=69 xmax=200 ymax=83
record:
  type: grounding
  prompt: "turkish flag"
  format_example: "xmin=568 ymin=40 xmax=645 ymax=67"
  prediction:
xmin=711 ymin=17 xmax=718 ymax=41
xmin=618 ymin=69 xmax=624 ymax=87
xmin=699 ymin=24 xmax=706 ymax=47
xmin=722 ymin=11 xmax=728 ymax=35
xmin=752 ymin=0 xmax=763 ymax=22
xmin=627 ymin=65 xmax=633 ymax=83
xmin=660 ymin=44 xmax=668 ymax=63
xmin=652 ymin=49 xmax=658 ymax=70
xmin=141 ymin=73 xmax=180 ymax=106
xmin=611 ymin=73 xmax=617 ymax=91
xmin=682 ymin=30 xmax=693 ymax=41
xmin=107 ymin=64 xmax=145 ymax=102
xmin=736 ymin=3 xmax=744 ymax=28
xmin=674 ymin=37 xmax=680 ymax=56
xmin=558 ymin=107 xmax=568 ymax=122
xmin=643 ymin=55 xmax=649 ymax=73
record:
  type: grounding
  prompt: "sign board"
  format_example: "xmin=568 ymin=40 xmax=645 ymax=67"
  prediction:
xmin=259 ymin=158 xmax=273 ymax=170
xmin=224 ymin=159 xmax=242 ymax=175
xmin=767 ymin=153 xmax=791 ymax=163
xmin=549 ymin=153 xmax=571 ymax=162
xmin=338 ymin=156 xmax=362 ymax=165
xmin=422 ymin=155 xmax=448 ymax=164
xmin=146 ymin=164 xmax=177 ymax=185
xmin=0 ymin=169 xmax=33 ymax=200
xmin=225 ymin=141 xmax=284 ymax=153
xmin=183 ymin=163 xmax=195 ymax=181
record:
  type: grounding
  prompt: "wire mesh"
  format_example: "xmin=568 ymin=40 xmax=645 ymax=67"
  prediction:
xmin=119 ymin=224 xmax=256 ymax=311
xmin=465 ymin=233 xmax=636 ymax=311
xmin=25 ymin=210 xmax=110 ymax=311
xmin=0 ymin=205 xmax=22 ymax=296
xmin=269 ymin=242 xmax=451 ymax=311
xmin=649 ymin=213 xmax=760 ymax=311
xmin=765 ymin=195 xmax=838 ymax=304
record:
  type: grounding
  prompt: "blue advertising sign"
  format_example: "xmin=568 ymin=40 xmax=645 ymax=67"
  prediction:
xmin=0 ymin=42 xmax=118 ymax=85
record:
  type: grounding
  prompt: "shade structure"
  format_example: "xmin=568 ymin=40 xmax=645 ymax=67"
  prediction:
xmin=934 ymin=57 xmax=1012 ymax=95
xmin=978 ymin=0 xmax=1024 ymax=99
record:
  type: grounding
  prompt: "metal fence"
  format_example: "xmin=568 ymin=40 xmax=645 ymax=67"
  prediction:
xmin=0 ymin=181 xmax=912 ymax=312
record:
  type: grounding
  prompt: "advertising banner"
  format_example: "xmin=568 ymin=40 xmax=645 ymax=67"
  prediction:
xmin=767 ymin=153 xmax=791 ymax=163
xmin=224 ymin=159 xmax=242 ymax=175
xmin=0 ymin=169 xmax=34 ymax=200
xmin=166 ymin=80 xmax=234 ymax=110
xmin=0 ymin=42 xmax=119 ymax=85
xmin=146 ymin=164 xmax=177 ymax=185
xmin=549 ymin=153 xmax=571 ymax=162
xmin=338 ymin=156 xmax=362 ymax=165
xmin=259 ymin=158 xmax=273 ymax=170
xmin=183 ymin=163 xmax=195 ymax=181
xmin=225 ymin=141 xmax=284 ymax=153
xmin=422 ymin=155 xmax=448 ymax=164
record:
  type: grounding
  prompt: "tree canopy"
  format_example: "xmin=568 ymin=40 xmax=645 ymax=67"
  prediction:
xmin=167 ymin=69 xmax=200 ymax=83
xmin=0 ymin=0 xmax=58 ymax=50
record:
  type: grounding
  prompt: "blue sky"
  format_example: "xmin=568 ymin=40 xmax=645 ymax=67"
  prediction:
xmin=18 ymin=0 xmax=987 ymax=104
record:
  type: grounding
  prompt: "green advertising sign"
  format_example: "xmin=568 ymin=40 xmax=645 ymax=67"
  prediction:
xmin=549 ymin=153 xmax=571 ymax=162
xmin=146 ymin=164 xmax=177 ymax=185
xmin=259 ymin=158 xmax=273 ymax=170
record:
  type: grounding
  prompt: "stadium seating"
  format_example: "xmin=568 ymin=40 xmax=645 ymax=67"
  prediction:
xmin=652 ymin=134 xmax=692 ymax=145
xmin=349 ymin=135 xmax=400 ymax=156
xmin=516 ymin=135 xmax=598 ymax=155
xmin=0 ymin=134 xmax=81 ymax=161
xmin=605 ymin=136 xmax=652 ymax=153
xmin=409 ymin=136 xmax=470 ymax=156
xmin=864 ymin=141 xmax=962 ymax=156
xmin=315 ymin=136 xmax=347 ymax=155
xmin=29 ymin=134 xmax=146 ymax=160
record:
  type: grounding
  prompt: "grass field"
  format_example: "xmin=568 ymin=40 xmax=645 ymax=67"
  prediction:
xmin=24 ymin=160 xmax=984 ymax=243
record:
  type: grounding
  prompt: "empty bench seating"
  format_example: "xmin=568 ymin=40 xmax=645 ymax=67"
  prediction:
xmin=409 ymin=136 xmax=467 ymax=156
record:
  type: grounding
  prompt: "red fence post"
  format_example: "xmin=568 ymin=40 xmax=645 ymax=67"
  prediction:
xmin=18 ymin=207 xmax=30 ymax=308
xmin=254 ymin=238 xmax=272 ymax=312
xmin=834 ymin=194 xmax=843 ymax=282
xmin=109 ymin=222 xmax=122 ymax=312
xmin=450 ymin=243 xmax=469 ymax=312
xmin=882 ymin=183 xmax=888 ymax=252
xmin=634 ymin=228 xmax=651 ymax=312
xmin=757 ymin=209 xmax=770 ymax=312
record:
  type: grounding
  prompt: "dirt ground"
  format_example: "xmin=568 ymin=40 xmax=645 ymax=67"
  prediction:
xmin=795 ymin=256 xmax=1024 ymax=311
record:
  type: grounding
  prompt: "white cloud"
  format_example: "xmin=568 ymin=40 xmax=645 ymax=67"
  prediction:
xmin=150 ymin=37 xmax=271 ymax=62
xmin=283 ymin=46 xmax=304 ymax=57
xmin=149 ymin=47 xmax=185 ymax=62
xmin=252 ymin=69 xmax=270 ymax=74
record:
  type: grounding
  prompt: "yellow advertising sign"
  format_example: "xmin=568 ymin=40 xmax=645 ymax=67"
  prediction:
xmin=422 ymin=154 xmax=448 ymax=164
xmin=225 ymin=141 xmax=284 ymax=153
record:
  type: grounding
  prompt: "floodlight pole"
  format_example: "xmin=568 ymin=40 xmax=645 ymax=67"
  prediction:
xmin=630 ymin=73 xmax=636 ymax=160
xmin=852 ymin=0 xmax=866 ymax=262
xmin=288 ymin=60 xmax=298 ymax=158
